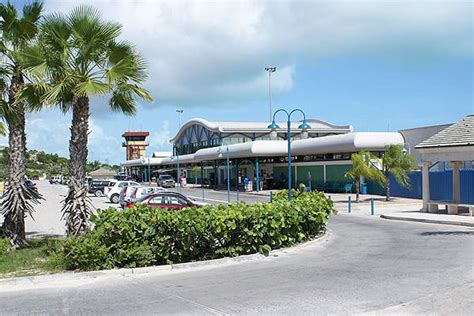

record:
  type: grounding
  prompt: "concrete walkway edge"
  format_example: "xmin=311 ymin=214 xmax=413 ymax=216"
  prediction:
xmin=380 ymin=214 xmax=474 ymax=227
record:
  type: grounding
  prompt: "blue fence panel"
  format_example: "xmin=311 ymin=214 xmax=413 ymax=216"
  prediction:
xmin=460 ymin=170 xmax=474 ymax=204
xmin=366 ymin=169 xmax=474 ymax=204
xmin=390 ymin=171 xmax=422 ymax=199
xmin=429 ymin=170 xmax=453 ymax=201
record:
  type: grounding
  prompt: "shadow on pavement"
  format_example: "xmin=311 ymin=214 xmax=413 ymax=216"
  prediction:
xmin=419 ymin=231 xmax=474 ymax=236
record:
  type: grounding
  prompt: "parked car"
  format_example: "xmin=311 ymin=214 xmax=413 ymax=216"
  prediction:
xmin=157 ymin=174 xmax=176 ymax=188
xmin=126 ymin=192 xmax=208 ymax=209
xmin=120 ymin=186 xmax=167 ymax=208
xmin=24 ymin=180 xmax=38 ymax=193
xmin=103 ymin=179 xmax=117 ymax=195
xmin=119 ymin=186 xmax=166 ymax=208
xmin=88 ymin=180 xmax=112 ymax=197
xmin=49 ymin=175 xmax=62 ymax=184
xmin=107 ymin=180 xmax=140 ymax=203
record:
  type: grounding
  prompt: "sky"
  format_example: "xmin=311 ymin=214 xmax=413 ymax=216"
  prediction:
xmin=5 ymin=0 xmax=474 ymax=164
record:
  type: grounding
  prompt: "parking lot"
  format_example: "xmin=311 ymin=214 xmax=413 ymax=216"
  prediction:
xmin=21 ymin=180 xmax=269 ymax=237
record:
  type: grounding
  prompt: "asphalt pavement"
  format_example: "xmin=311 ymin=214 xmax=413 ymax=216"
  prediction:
xmin=2 ymin=214 xmax=473 ymax=314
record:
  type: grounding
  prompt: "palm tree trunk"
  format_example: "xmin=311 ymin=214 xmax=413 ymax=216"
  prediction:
xmin=1 ymin=74 xmax=38 ymax=248
xmin=62 ymin=96 xmax=93 ymax=236
xmin=385 ymin=171 xmax=391 ymax=201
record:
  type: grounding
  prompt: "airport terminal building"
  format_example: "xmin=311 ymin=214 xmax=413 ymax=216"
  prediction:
xmin=121 ymin=117 xmax=404 ymax=191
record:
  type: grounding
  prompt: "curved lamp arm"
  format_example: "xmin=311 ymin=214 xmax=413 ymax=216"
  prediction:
xmin=271 ymin=108 xmax=290 ymax=123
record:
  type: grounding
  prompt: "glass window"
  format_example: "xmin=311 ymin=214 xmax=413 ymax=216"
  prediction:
xmin=118 ymin=182 xmax=127 ymax=188
xmin=148 ymin=196 xmax=164 ymax=205
xmin=169 ymin=196 xmax=187 ymax=206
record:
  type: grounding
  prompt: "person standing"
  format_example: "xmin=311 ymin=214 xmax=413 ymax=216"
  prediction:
xmin=243 ymin=175 xmax=249 ymax=192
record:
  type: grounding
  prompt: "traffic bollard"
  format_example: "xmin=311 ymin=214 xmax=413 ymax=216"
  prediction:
xmin=371 ymin=198 xmax=375 ymax=215
xmin=270 ymin=191 xmax=273 ymax=203
xmin=202 ymin=186 xmax=205 ymax=202
xmin=348 ymin=196 xmax=351 ymax=213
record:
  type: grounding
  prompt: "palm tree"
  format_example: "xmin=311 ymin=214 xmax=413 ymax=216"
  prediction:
xmin=345 ymin=151 xmax=384 ymax=202
xmin=21 ymin=6 xmax=152 ymax=236
xmin=0 ymin=1 xmax=43 ymax=247
xmin=382 ymin=145 xmax=417 ymax=201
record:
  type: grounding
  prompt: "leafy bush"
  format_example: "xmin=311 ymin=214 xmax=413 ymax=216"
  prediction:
xmin=63 ymin=191 xmax=335 ymax=271
xmin=0 ymin=237 xmax=11 ymax=259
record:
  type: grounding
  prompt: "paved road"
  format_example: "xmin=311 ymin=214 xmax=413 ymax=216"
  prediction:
xmin=179 ymin=186 xmax=269 ymax=205
xmin=2 ymin=215 xmax=472 ymax=314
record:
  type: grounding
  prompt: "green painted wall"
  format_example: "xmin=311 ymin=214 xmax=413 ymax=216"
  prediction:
xmin=326 ymin=164 xmax=352 ymax=183
xmin=296 ymin=166 xmax=324 ymax=188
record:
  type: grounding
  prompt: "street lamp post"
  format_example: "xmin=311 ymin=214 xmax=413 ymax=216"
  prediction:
xmin=217 ymin=145 xmax=231 ymax=203
xmin=265 ymin=67 xmax=276 ymax=121
xmin=175 ymin=109 xmax=184 ymax=192
xmin=268 ymin=108 xmax=311 ymax=201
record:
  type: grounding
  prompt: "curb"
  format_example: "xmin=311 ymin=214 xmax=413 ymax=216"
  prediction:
xmin=380 ymin=214 xmax=474 ymax=227
xmin=0 ymin=231 xmax=330 ymax=291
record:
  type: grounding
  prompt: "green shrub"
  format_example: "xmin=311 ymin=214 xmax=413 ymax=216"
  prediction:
xmin=0 ymin=237 xmax=11 ymax=259
xmin=63 ymin=191 xmax=335 ymax=271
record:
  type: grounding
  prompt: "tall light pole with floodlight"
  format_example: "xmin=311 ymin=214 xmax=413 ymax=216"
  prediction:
xmin=268 ymin=108 xmax=311 ymax=201
xmin=175 ymin=109 xmax=184 ymax=192
xmin=265 ymin=67 xmax=276 ymax=121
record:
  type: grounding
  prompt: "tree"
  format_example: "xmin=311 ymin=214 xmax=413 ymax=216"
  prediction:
xmin=22 ymin=6 xmax=152 ymax=236
xmin=382 ymin=145 xmax=417 ymax=201
xmin=345 ymin=151 xmax=384 ymax=202
xmin=0 ymin=1 xmax=43 ymax=247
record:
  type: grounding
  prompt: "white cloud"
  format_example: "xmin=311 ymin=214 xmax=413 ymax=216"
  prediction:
xmin=43 ymin=0 xmax=472 ymax=106
xmin=149 ymin=120 xmax=172 ymax=151
xmin=24 ymin=113 xmax=124 ymax=164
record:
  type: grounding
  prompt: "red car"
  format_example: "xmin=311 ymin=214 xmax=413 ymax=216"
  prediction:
xmin=125 ymin=192 xmax=208 ymax=209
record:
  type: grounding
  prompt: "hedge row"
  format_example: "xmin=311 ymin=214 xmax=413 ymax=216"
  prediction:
xmin=63 ymin=189 xmax=335 ymax=271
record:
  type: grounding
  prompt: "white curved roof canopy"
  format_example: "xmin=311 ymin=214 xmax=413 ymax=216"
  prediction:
xmin=170 ymin=118 xmax=353 ymax=143
xmin=193 ymin=140 xmax=288 ymax=161
xmin=121 ymin=132 xmax=405 ymax=167
xmin=291 ymin=132 xmax=405 ymax=156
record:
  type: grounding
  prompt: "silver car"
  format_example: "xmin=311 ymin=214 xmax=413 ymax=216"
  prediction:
xmin=158 ymin=175 xmax=176 ymax=188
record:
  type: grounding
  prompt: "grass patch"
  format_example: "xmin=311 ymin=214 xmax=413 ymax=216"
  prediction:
xmin=0 ymin=238 xmax=67 ymax=278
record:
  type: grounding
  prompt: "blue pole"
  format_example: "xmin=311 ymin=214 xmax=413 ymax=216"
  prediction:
xmin=287 ymin=118 xmax=292 ymax=201
xmin=371 ymin=198 xmax=375 ymax=215
xmin=176 ymin=155 xmax=180 ymax=193
xmin=348 ymin=196 xmax=351 ymax=213
xmin=270 ymin=191 xmax=273 ymax=203
xmin=226 ymin=145 xmax=230 ymax=203
xmin=236 ymin=160 xmax=239 ymax=202
xmin=256 ymin=157 xmax=260 ymax=192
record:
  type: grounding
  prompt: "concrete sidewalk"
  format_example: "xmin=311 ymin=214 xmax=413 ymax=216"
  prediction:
xmin=193 ymin=187 xmax=474 ymax=227
xmin=330 ymin=193 xmax=474 ymax=227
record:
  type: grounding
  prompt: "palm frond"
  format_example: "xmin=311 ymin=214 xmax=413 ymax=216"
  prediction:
xmin=22 ymin=1 xmax=43 ymax=25
xmin=109 ymin=88 xmax=137 ymax=115
xmin=74 ymin=79 xmax=111 ymax=96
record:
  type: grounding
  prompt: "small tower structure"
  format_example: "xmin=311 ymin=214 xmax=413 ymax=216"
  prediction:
xmin=122 ymin=131 xmax=149 ymax=160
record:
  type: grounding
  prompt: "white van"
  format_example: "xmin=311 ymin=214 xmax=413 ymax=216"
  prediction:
xmin=106 ymin=181 xmax=140 ymax=203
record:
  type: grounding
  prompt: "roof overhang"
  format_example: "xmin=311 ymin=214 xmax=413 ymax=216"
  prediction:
xmin=122 ymin=132 xmax=406 ymax=167
xmin=169 ymin=118 xmax=353 ymax=143
xmin=193 ymin=140 xmax=288 ymax=161
xmin=291 ymin=132 xmax=405 ymax=155
xmin=416 ymin=145 xmax=474 ymax=162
